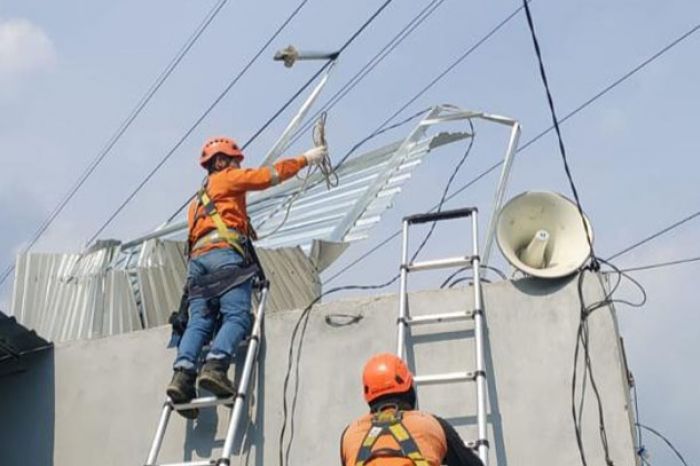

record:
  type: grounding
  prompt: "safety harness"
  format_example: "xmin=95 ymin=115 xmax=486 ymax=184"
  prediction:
xmin=355 ymin=409 xmax=429 ymax=466
xmin=192 ymin=188 xmax=247 ymax=259
xmin=167 ymin=186 xmax=263 ymax=348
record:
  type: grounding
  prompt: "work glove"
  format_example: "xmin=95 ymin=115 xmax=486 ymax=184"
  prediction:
xmin=304 ymin=145 xmax=328 ymax=166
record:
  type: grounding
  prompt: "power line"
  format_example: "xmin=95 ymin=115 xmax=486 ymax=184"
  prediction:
xmin=0 ymin=0 xmax=230 ymax=286
xmin=268 ymin=1 xmax=528 ymax=237
xmin=439 ymin=21 xmax=700 ymax=213
xmin=521 ymin=0 xmax=595 ymax=263
xmin=81 ymin=0 xmax=313 ymax=247
xmin=618 ymin=255 xmax=700 ymax=273
xmin=241 ymin=62 xmax=334 ymax=152
xmin=335 ymin=2 xmax=527 ymax=171
xmin=607 ymin=210 xmax=700 ymax=261
xmin=324 ymin=22 xmax=700 ymax=285
xmin=154 ymin=0 xmax=402 ymax=228
xmin=521 ymin=3 xmax=611 ymax=463
xmin=286 ymin=0 xmax=448 ymax=148
xmin=165 ymin=0 xmax=447 ymax=225
xmin=636 ymin=423 xmax=689 ymax=466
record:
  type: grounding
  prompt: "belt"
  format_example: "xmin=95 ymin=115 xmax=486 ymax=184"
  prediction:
xmin=192 ymin=229 xmax=245 ymax=253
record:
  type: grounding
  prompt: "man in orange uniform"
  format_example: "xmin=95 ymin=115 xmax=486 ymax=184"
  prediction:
xmin=341 ymin=353 xmax=483 ymax=466
xmin=167 ymin=136 xmax=326 ymax=418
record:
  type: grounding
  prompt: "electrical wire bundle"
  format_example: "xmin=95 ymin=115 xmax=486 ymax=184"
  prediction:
xmin=517 ymin=4 xmax=692 ymax=466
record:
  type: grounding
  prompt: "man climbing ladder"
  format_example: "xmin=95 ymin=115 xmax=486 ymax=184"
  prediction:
xmin=167 ymin=135 xmax=327 ymax=419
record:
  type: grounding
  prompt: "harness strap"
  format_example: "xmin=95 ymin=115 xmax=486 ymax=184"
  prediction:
xmin=355 ymin=411 xmax=429 ymax=466
xmin=195 ymin=188 xmax=246 ymax=258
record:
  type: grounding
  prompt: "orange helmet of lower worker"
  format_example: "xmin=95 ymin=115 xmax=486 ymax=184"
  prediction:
xmin=199 ymin=136 xmax=244 ymax=167
xmin=362 ymin=353 xmax=414 ymax=403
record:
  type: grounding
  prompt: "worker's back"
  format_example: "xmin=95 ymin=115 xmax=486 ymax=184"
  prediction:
xmin=341 ymin=409 xmax=447 ymax=466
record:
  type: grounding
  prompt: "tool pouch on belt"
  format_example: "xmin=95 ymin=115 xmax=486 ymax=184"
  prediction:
xmin=167 ymin=288 xmax=190 ymax=348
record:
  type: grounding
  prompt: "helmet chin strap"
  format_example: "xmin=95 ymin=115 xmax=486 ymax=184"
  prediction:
xmin=369 ymin=387 xmax=417 ymax=413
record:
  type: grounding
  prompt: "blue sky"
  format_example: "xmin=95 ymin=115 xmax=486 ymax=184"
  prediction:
xmin=1 ymin=0 xmax=699 ymax=464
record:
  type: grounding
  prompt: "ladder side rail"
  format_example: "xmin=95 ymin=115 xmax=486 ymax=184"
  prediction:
xmin=471 ymin=211 xmax=489 ymax=465
xmin=396 ymin=220 xmax=410 ymax=358
xmin=217 ymin=283 xmax=269 ymax=465
xmin=145 ymin=401 xmax=173 ymax=466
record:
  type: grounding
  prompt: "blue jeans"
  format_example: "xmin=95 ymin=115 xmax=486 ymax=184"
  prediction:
xmin=173 ymin=248 xmax=253 ymax=372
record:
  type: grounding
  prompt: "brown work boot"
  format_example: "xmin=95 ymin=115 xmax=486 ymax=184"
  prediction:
xmin=198 ymin=359 xmax=235 ymax=398
xmin=166 ymin=369 xmax=199 ymax=419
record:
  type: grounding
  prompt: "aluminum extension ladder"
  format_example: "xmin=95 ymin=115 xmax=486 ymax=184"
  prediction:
xmin=144 ymin=280 xmax=270 ymax=466
xmin=396 ymin=208 xmax=489 ymax=465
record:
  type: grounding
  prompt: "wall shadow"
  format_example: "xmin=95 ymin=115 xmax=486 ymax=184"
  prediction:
xmin=0 ymin=348 xmax=55 ymax=466
xmin=511 ymin=274 xmax=575 ymax=296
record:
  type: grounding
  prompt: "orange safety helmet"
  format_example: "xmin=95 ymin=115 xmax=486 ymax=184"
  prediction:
xmin=199 ymin=136 xmax=244 ymax=168
xmin=362 ymin=353 xmax=414 ymax=403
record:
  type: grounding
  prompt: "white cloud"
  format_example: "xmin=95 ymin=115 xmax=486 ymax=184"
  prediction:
xmin=0 ymin=17 xmax=56 ymax=86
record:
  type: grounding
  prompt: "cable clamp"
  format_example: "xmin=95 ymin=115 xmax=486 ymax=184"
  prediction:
xmin=475 ymin=438 xmax=490 ymax=448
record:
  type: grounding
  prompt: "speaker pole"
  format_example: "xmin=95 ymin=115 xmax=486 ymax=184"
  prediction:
xmin=482 ymin=119 xmax=522 ymax=270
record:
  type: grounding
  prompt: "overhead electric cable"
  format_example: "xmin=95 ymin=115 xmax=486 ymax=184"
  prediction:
xmin=636 ymin=423 xmax=689 ymax=466
xmin=0 ymin=0 xmax=230 ymax=286
xmin=324 ymin=22 xmax=700 ymax=285
xmin=240 ymin=62 xmax=334 ymax=152
xmin=521 ymin=0 xmax=595 ymax=261
xmin=607 ymin=209 xmax=700 ymax=261
xmin=266 ymin=2 xmax=526 ymax=218
xmin=286 ymin=0 xmax=448 ymax=148
xmin=333 ymin=2 xmax=527 ymax=171
xmin=521 ymin=2 xmax=618 ymax=464
xmin=80 ymin=0 xmax=313 ymax=247
xmin=164 ymin=0 xmax=400 ymax=225
xmin=618 ymin=255 xmax=700 ymax=273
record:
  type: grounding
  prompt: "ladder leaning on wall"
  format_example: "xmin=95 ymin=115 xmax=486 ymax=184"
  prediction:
xmin=395 ymin=207 xmax=490 ymax=465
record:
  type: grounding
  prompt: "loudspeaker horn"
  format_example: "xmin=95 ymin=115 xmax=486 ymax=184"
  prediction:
xmin=496 ymin=191 xmax=593 ymax=278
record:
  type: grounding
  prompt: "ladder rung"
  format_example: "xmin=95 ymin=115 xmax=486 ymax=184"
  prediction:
xmin=170 ymin=395 xmax=234 ymax=411
xmin=414 ymin=371 xmax=476 ymax=384
xmin=403 ymin=311 xmax=474 ymax=325
xmin=404 ymin=207 xmax=476 ymax=225
xmin=156 ymin=460 xmax=215 ymax=466
xmin=405 ymin=256 xmax=474 ymax=272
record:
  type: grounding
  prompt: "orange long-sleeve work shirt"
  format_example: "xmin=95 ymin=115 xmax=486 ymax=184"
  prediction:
xmin=188 ymin=156 xmax=308 ymax=256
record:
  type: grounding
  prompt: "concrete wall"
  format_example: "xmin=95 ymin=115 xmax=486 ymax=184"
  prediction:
xmin=0 ymin=274 xmax=637 ymax=466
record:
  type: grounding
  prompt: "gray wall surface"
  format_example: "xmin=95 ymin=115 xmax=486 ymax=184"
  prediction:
xmin=0 ymin=274 xmax=637 ymax=466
